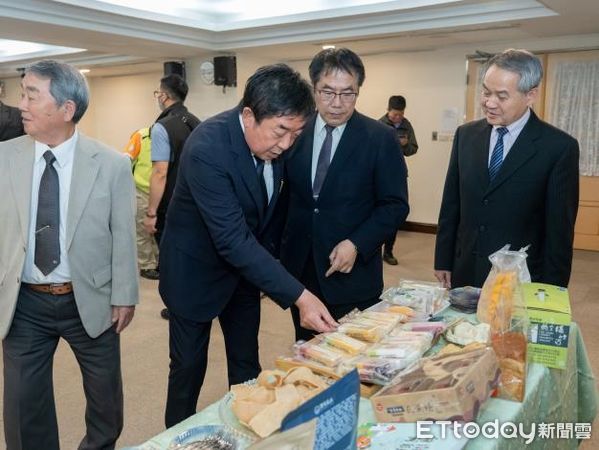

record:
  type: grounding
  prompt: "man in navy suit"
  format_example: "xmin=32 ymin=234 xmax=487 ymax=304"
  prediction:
xmin=280 ymin=48 xmax=410 ymax=341
xmin=158 ymin=64 xmax=337 ymax=427
xmin=435 ymin=49 xmax=579 ymax=289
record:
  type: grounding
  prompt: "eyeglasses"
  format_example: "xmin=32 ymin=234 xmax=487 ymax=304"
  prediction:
xmin=316 ymin=89 xmax=358 ymax=103
xmin=153 ymin=90 xmax=165 ymax=98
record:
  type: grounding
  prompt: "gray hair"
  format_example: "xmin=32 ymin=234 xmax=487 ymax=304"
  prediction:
xmin=484 ymin=49 xmax=543 ymax=93
xmin=25 ymin=60 xmax=89 ymax=123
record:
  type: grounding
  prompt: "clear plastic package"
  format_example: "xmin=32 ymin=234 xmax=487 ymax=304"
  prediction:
xmin=379 ymin=279 xmax=449 ymax=319
xmin=337 ymin=320 xmax=388 ymax=343
xmin=321 ymin=332 xmax=369 ymax=355
xmin=294 ymin=341 xmax=345 ymax=367
xmin=476 ymin=245 xmax=529 ymax=402
xmin=337 ymin=354 xmax=419 ymax=385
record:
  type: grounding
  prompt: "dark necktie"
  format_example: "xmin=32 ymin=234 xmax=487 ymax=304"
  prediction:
xmin=255 ymin=157 xmax=268 ymax=206
xmin=313 ymin=124 xmax=335 ymax=198
xmin=489 ymin=127 xmax=508 ymax=181
xmin=35 ymin=150 xmax=60 ymax=276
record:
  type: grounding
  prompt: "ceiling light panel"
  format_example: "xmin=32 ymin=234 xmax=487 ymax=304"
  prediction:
xmin=0 ymin=39 xmax=85 ymax=63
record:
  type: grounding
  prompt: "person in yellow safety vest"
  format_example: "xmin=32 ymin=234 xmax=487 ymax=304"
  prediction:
xmin=124 ymin=127 xmax=160 ymax=280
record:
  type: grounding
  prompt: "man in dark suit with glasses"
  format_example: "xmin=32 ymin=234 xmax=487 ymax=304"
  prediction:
xmin=280 ymin=48 xmax=410 ymax=341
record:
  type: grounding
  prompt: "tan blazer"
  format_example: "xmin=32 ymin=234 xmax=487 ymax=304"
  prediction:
xmin=0 ymin=134 xmax=139 ymax=339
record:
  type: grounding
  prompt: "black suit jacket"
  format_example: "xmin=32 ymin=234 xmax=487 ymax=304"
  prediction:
xmin=435 ymin=110 xmax=579 ymax=288
xmin=0 ymin=102 xmax=24 ymax=142
xmin=158 ymin=108 xmax=303 ymax=321
xmin=280 ymin=111 xmax=409 ymax=305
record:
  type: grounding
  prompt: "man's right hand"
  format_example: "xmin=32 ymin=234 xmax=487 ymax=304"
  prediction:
xmin=434 ymin=270 xmax=452 ymax=289
xmin=295 ymin=289 xmax=338 ymax=333
xmin=143 ymin=215 xmax=157 ymax=235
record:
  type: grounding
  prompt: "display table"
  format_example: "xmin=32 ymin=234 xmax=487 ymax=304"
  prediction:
xmin=126 ymin=318 xmax=597 ymax=450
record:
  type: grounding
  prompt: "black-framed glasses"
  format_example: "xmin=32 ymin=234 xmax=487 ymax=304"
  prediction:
xmin=316 ymin=89 xmax=358 ymax=103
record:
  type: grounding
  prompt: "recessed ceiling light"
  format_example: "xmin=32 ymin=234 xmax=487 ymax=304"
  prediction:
xmin=0 ymin=39 xmax=85 ymax=63
xmin=322 ymin=45 xmax=335 ymax=50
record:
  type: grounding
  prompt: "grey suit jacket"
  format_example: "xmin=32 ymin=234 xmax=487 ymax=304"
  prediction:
xmin=0 ymin=134 xmax=139 ymax=339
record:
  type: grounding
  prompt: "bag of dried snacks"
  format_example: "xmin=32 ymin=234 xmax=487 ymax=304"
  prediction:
xmin=476 ymin=245 xmax=529 ymax=402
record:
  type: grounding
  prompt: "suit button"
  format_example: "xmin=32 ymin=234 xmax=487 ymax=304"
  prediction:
xmin=479 ymin=225 xmax=486 ymax=232
xmin=16 ymin=277 xmax=20 ymax=284
xmin=314 ymin=208 xmax=319 ymax=214
xmin=483 ymin=199 xmax=489 ymax=205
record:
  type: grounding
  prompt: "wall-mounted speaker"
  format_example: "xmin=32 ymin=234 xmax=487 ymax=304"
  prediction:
xmin=213 ymin=56 xmax=237 ymax=87
xmin=163 ymin=61 xmax=186 ymax=80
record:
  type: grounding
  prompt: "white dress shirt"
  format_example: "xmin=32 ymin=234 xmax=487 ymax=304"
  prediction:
xmin=488 ymin=108 xmax=530 ymax=166
xmin=22 ymin=131 xmax=78 ymax=283
xmin=311 ymin=114 xmax=347 ymax=184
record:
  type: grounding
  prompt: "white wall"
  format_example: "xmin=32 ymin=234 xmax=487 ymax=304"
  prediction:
xmin=8 ymin=33 xmax=597 ymax=225
xmin=0 ymin=52 xmax=460 ymax=225
xmin=183 ymin=57 xmax=239 ymax=119
xmin=81 ymin=57 xmax=240 ymax=151
xmin=362 ymin=50 xmax=467 ymax=224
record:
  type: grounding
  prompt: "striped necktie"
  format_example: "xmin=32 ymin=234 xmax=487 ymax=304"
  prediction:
xmin=489 ymin=127 xmax=508 ymax=181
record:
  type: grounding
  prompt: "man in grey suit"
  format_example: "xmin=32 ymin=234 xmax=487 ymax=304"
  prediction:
xmin=0 ymin=60 xmax=138 ymax=449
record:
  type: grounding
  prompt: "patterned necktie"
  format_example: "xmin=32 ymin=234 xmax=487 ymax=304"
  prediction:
xmin=255 ymin=157 xmax=268 ymax=205
xmin=488 ymin=127 xmax=508 ymax=181
xmin=35 ymin=150 xmax=60 ymax=275
xmin=312 ymin=124 xmax=335 ymax=198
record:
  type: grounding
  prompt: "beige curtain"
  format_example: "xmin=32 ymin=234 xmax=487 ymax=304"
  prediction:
xmin=547 ymin=60 xmax=599 ymax=176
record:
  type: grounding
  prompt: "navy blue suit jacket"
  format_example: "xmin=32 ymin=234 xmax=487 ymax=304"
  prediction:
xmin=280 ymin=111 xmax=409 ymax=305
xmin=158 ymin=108 xmax=303 ymax=321
xmin=434 ymin=110 xmax=579 ymax=288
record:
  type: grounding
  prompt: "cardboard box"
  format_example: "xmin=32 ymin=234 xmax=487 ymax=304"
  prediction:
xmin=370 ymin=348 xmax=498 ymax=422
xmin=522 ymin=282 xmax=571 ymax=369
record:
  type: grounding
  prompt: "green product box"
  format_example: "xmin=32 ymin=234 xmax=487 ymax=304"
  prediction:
xmin=522 ymin=282 xmax=571 ymax=370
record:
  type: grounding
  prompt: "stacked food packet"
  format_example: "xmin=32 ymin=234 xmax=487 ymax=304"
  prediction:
xmin=289 ymin=304 xmax=442 ymax=386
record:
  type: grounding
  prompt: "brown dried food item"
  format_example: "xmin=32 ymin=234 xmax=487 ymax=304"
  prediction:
xmin=232 ymin=399 xmax=266 ymax=426
xmin=491 ymin=331 xmax=527 ymax=402
xmin=248 ymin=385 xmax=302 ymax=438
xmin=230 ymin=367 xmax=329 ymax=438
xmin=498 ymin=368 xmax=524 ymax=401
xmin=257 ymin=370 xmax=285 ymax=389
xmin=491 ymin=332 xmax=527 ymax=361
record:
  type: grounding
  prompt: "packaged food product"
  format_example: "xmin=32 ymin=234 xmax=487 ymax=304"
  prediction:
xmin=445 ymin=321 xmax=490 ymax=346
xmin=337 ymin=321 xmax=388 ymax=342
xmin=359 ymin=311 xmax=402 ymax=327
xmin=385 ymin=331 xmax=434 ymax=353
xmin=449 ymin=286 xmax=481 ymax=313
xmin=398 ymin=321 xmax=446 ymax=335
xmin=380 ymin=280 xmax=448 ymax=319
xmin=366 ymin=342 xmax=422 ymax=359
xmin=337 ymin=354 xmax=419 ymax=385
xmin=321 ymin=332 xmax=369 ymax=355
xmin=294 ymin=341 xmax=345 ymax=367
xmin=476 ymin=245 xmax=529 ymax=402
xmin=371 ymin=348 xmax=499 ymax=422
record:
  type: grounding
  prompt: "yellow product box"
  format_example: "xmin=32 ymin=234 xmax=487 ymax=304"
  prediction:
xmin=522 ymin=282 xmax=571 ymax=370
